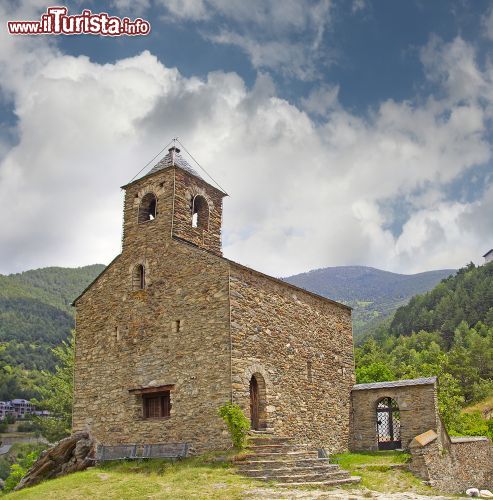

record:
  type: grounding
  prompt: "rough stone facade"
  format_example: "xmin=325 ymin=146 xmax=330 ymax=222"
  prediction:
xmin=230 ymin=266 xmax=355 ymax=454
xmin=350 ymin=378 xmax=439 ymax=451
xmin=73 ymin=148 xmax=355 ymax=453
xmin=410 ymin=432 xmax=493 ymax=494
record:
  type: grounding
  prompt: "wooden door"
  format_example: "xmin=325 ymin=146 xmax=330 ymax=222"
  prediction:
xmin=250 ymin=376 xmax=259 ymax=430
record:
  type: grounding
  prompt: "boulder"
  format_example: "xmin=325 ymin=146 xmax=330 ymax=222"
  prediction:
xmin=466 ymin=488 xmax=480 ymax=497
xmin=480 ymin=491 xmax=493 ymax=498
xmin=14 ymin=432 xmax=95 ymax=491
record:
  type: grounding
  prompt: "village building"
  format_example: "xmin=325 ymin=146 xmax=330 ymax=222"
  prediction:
xmin=0 ymin=399 xmax=37 ymax=420
xmin=484 ymin=249 xmax=493 ymax=264
xmin=72 ymin=147 xmax=355 ymax=453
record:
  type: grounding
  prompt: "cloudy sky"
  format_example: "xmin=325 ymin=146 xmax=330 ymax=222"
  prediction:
xmin=0 ymin=0 xmax=492 ymax=277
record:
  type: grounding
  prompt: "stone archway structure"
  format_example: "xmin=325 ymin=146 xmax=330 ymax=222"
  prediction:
xmin=351 ymin=377 xmax=439 ymax=451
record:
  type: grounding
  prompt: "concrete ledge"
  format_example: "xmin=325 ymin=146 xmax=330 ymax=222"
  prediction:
xmin=451 ymin=436 xmax=489 ymax=443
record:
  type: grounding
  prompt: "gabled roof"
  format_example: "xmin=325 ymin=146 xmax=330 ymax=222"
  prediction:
xmin=352 ymin=377 xmax=437 ymax=391
xmin=483 ymin=249 xmax=493 ymax=258
xmin=148 ymin=146 xmax=203 ymax=180
xmin=172 ymin=235 xmax=352 ymax=311
xmin=73 ymin=238 xmax=352 ymax=312
xmin=121 ymin=146 xmax=227 ymax=196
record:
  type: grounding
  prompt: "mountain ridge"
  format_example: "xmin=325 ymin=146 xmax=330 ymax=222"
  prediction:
xmin=0 ymin=264 xmax=106 ymax=371
xmin=284 ymin=265 xmax=456 ymax=338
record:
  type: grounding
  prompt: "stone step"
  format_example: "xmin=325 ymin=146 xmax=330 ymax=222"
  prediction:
xmin=237 ymin=460 xmax=338 ymax=471
xmin=276 ymin=476 xmax=361 ymax=488
xmin=244 ymin=450 xmax=318 ymax=461
xmin=248 ymin=436 xmax=294 ymax=446
xmin=247 ymin=444 xmax=309 ymax=453
xmin=238 ymin=433 xmax=360 ymax=489
xmin=237 ymin=457 xmax=333 ymax=469
xmin=240 ymin=465 xmax=346 ymax=478
xmin=259 ymin=471 xmax=351 ymax=483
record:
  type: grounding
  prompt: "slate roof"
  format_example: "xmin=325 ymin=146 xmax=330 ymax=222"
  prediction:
xmin=147 ymin=147 xmax=203 ymax=181
xmin=483 ymin=249 xmax=493 ymax=257
xmin=352 ymin=377 xmax=437 ymax=391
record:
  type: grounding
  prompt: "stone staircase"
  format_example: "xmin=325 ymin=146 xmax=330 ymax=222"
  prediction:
xmin=236 ymin=431 xmax=361 ymax=488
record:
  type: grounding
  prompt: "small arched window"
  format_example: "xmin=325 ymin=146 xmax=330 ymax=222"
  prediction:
xmin=191 ymin=195 xmax=209 ymax=229
xmin=132 ymin=264 xmax=145 ymax=290
xmin=138 ymin=193 xmax=157 ymax=223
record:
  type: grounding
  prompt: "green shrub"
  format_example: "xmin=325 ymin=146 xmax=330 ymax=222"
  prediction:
xmin=449 ymin=411 xmax=493 ymax=441
xmin=3 ymin=450 xmax=39 ymax=492
xmin=218 ymin=402 xmax=250 ymax=450
xmin=17 ymin=421 xmax=36 ymax=433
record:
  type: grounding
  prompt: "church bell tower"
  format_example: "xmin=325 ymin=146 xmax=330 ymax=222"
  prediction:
xmin=121 ymin=146 xmax=226 ymax=256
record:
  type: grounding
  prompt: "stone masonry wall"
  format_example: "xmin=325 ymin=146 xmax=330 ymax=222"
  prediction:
xmin=229 ymin=265 xmax=355 ymax=454
xmin=410 ymin=436 xmax=493 ymax=494
xmin=351 ymin=383 xmax=439 ymax=451
xmin=73 ymin=168 xmax=232 ymax=452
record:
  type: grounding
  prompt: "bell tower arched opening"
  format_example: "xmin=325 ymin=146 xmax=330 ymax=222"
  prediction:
xmin=138 ymin=193 xmax=157 ymax=223
xmin=191 ymin=195 xmax=209 ymax=229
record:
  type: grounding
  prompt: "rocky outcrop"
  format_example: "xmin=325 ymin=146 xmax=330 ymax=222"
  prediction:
xmin=15 ymin=432 xmax=95 ymax=491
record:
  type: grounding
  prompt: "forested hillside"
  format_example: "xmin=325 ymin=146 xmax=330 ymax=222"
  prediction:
xmin=285 ymin=265 xmax=455 ymax=338
xmin=390 ymin=262 xmax=493 ymax=344
xmin=0 ymin=265 xmax=105 ymax=400
xmin=356 ymin=261 xmax=493 ymax=432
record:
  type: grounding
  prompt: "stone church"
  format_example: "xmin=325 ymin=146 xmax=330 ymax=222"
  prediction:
xmin=72 ymin=147 xmax=355 ymax=453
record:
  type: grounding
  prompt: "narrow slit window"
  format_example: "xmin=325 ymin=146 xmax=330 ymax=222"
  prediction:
xmin=307 ymin=360 xmax=313 ymax=383
xmin=115 ymin=326 xmax=121 ymax=341
xmin=172 ymin=320 xmax=183 ymax=333
xmin=132 ymin=264 xmax=145 ymax=290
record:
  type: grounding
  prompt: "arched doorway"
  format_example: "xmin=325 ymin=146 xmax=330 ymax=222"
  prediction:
xmin=249 ymin=373 xmax=267 ymax=430
xmin=376 ymin=397 xmax=401 ymax=450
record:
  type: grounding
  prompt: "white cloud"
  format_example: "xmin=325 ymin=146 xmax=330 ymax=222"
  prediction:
xmin=156 ymin=0 xmax=208 ymax=21
xmin=158 ymin=0 xmax=333 ymax=80
xmin=0 ymin=18 xmax=492 ymax=276
xmin=301 ymin=84 xmax=340 ymax=116
xmin=352 ymin=0 xmax=366 ymax=14
xmin=421 ymin=36 xmax=489 ymax=104
xmin=111 ymin=0 xmax=151 ymax=16
xmin=482 ymin=5 xmax=493 ymax=40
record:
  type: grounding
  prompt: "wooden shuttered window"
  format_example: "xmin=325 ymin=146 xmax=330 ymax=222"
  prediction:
xmin=143 ymin=391 xmax=171 ymax=419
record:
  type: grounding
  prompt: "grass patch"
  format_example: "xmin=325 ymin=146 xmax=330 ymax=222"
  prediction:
xmin=2 ymin=449 xmax=449 ymax=498
xmin=0 ymin=434 xmax=36 ymax=439
xmin=462 ymin=395 xmax=493 ymax=415
xmin=332 ymin=451 xmax=437 ymax=495
xmin=4 ymin=453 xmax=258 ymax=500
